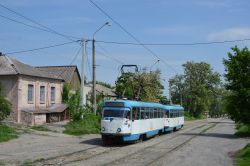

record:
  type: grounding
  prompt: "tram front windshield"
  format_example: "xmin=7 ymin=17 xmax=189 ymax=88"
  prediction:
xmin=103 ymin=109 xmax=130 ymax=119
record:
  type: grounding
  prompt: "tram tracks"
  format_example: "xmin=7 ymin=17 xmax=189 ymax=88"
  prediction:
xmin=27 ymin=120 xmax=212 ymax=166
xmin=145 ymin=123 xmax=217 ymax=166
xmin=101 ymin=121 xmax=218 ymax=166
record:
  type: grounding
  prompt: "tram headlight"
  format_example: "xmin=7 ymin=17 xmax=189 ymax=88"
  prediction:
xmin=117 ymin=128 xmax=121 ymax=133
xmin=102 ymin=127 xmax=105 ymax=131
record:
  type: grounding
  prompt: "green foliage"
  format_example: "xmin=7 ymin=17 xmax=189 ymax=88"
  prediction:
xmin=223 ymin=46 xmax=250 ymax=125
xmin=63 ymin=113 xmax=101 ymax=135
xmin=62 ymin=83 xmax=71 ymax=103
xmin=31 ymin=125 xmax=50 ymax=132
xmin=115 ymin=70 xmax=164 ymax=102
xmin=0 ymin=123 xmax=17 ymax=142
xmin=67 ymin=91 xmax=86 ymax=121
xmin=0 ymin=83 xmax=11 ymax=121
xmin=235 ymin=123 xmax=250 ymax=137
xmin=236 ymin=143 xmax=250 ymax=166
xmin=170 ymin=62 xmax=221 ymax=118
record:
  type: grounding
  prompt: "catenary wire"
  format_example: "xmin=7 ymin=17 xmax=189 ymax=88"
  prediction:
xmin=96 ymin=43 xmax=125 ymax=65
xmin=96 ymin=38 xmax=250 ymax=46
xmin=88 ymin=0 xmax=177 ymax=73
xmin=0 ymin=3 xmax=80 ymax=41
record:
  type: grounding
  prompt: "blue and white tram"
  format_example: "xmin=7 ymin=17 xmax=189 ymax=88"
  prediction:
xmin=163 ymin=105 xmax=184 ymax=132
xmin=101 ymin=99 xmax=184 ymax=144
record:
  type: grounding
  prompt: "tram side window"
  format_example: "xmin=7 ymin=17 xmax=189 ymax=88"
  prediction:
xmin=140 ymin=108 xmax=145 ymax=119
xmin=154 ymin=108 xmax=158 ymax=118
xmin=171 ymin=110 xmax=174 ymax=118
xmin=145 ymin=108 xmax=150 ymax=119
xmin=150 ymin=108 xmax=154 ymax=119
xmin=161 ymin=109 xmax=164 ymax=118
xmin=165 ymin=110 xmax=169 ymax=118
xmin=132 ymin=107 xmax=140 ymax=120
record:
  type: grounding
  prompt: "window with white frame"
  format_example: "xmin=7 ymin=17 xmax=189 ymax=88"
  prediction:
xmin=51 ymin=87 xmax=55 ymax=103
xmin=40 ymin=86 xmax=45 ymax=104
xmin=28 ymin=84 xmax=34 ymax=103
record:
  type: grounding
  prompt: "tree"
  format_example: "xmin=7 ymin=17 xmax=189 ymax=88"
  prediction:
xmin=169 ymin=75 xmax=185 ymax=105
xmin=115 ymin=70 xmax=164 ymax=102
xmin=62 ymin=83 xmax=71 ymax=103
xmin=223 ymin=46 xmax=250 ymax=125
xmin=0 ymin=83 xmax=11 ymax=121
xmin=170 ymin=62 xmax=221 ymax=118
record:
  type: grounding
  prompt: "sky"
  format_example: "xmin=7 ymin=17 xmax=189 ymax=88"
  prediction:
xmin=1 ymin=0 xmax=250 ymax=95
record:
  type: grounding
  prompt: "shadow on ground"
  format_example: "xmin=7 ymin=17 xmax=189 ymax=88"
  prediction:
xmin=181 ymin=133 xmax=238 ymax=139
xmin=80 ymin=138 xmax=132 ymax=147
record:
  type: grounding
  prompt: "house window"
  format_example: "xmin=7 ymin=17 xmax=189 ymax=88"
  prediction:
xmin=51 ymin=87 xmax=55 ymax=103
xmin=40 ymin=86 xmax=45 ymax=104
xmin=28 ymin=84 xmax=34 ymax=103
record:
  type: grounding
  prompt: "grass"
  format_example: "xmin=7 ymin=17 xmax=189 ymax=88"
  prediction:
xmin=0 ymin=123 xmax=18 ymax=142
xmin=64 ymin=113 xmax=101 ymax=136
xmin=184 ymin=115 xmax=197 ymax=121
xmin=236 ymin=143 xmax=250 ymax=166
xmin=235 ymin=124 xmax=250 ymax=137
xmin=31 ymin=125 xmax=50 ymax=132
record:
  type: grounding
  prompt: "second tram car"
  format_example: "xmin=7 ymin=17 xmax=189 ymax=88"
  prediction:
xmin=101 ymin=99 xmax=184 ymax=144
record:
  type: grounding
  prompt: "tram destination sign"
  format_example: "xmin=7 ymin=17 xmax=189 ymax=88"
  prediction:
xmin=104 ymin=102 xmax=125 ymax=107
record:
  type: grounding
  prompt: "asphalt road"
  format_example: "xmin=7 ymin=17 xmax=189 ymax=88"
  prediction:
xmin=0 ymin=118 xmax=249 ymax=166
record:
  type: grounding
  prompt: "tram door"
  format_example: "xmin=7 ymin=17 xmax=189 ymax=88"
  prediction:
xmin=164 ymin=110 xmax=170 ymax=127
xmin=131 ymin=107 xmax=140 ymax=134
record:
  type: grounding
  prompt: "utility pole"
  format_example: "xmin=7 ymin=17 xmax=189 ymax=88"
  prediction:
xmin=80 ymin=39 xmax=86 ymax=106
xmin=92 ymin=22 xmax=111 ymax=115
xmin=92 ymin=38 xmax=97 ymax=114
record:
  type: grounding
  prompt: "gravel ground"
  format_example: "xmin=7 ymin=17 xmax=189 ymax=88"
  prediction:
xmin=0 ymin=118 xmax=248 ymax=166
xmin=148 ymin=119 xmax=250 ymax=166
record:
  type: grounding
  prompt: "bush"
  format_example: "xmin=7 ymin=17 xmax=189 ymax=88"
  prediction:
xmin=236 ymin=143 xmax=250 ymax=166
xmin=63 ymin=113 xmax=101 ymax=136
xmin=0 ymin=83 xmax=11 ymax=121
xmin=235 ymin=124 xmax=250 ymax=137
xmin=67 ymin=91 xmax=87 ymax=121
xmin=0 ymin=123 xmax=18 ymax=142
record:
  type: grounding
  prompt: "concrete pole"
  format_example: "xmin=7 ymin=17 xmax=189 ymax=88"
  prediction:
xmin=80 ymin=39 xmax=86 ymax=106
xmin=92 ymin=39 xmax=97 ymax=114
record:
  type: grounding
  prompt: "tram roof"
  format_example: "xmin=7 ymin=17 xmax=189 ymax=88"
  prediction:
xmin=162 ymin=105 xmax=184 ymax=110
xmin=104 ymin=99 xmax=184 ymax=110
xmin=104 ymin=99 xmax=163 ymax=108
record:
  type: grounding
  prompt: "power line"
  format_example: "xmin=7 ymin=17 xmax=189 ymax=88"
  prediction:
xmin=5 ymin=40 xmax=80 ymax=55
xmin=0 ymin=3 xmax=79 ymax=41
xmin=96 ymin=43 xmax=125 ymax=65
xmin=96 ymin=38 xmax=250 ymax=46
xmin=0 ymin=14 xmax=56 ymax=34
xmin=86 ymin=46 xmax=124 ymax=65
xmin=88 ymin=0 xmax=177 ymax=73
xmin=56 ymin=45 xmax=82 ymax=79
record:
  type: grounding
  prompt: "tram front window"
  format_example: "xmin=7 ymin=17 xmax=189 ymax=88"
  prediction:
xmin=103 ymin=110 xmax=129 ymax=118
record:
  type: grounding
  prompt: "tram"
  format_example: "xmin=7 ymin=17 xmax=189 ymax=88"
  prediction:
xmin=101 ymin=99 xmax=184 ymax=144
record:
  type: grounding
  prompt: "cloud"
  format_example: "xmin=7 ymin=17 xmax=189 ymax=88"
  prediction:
xmin=207 ymin=28 xmax=250 ymax=41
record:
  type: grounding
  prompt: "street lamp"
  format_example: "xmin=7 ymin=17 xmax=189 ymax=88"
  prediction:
xmin=92 ymin=22 xmax=111 ymax=114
